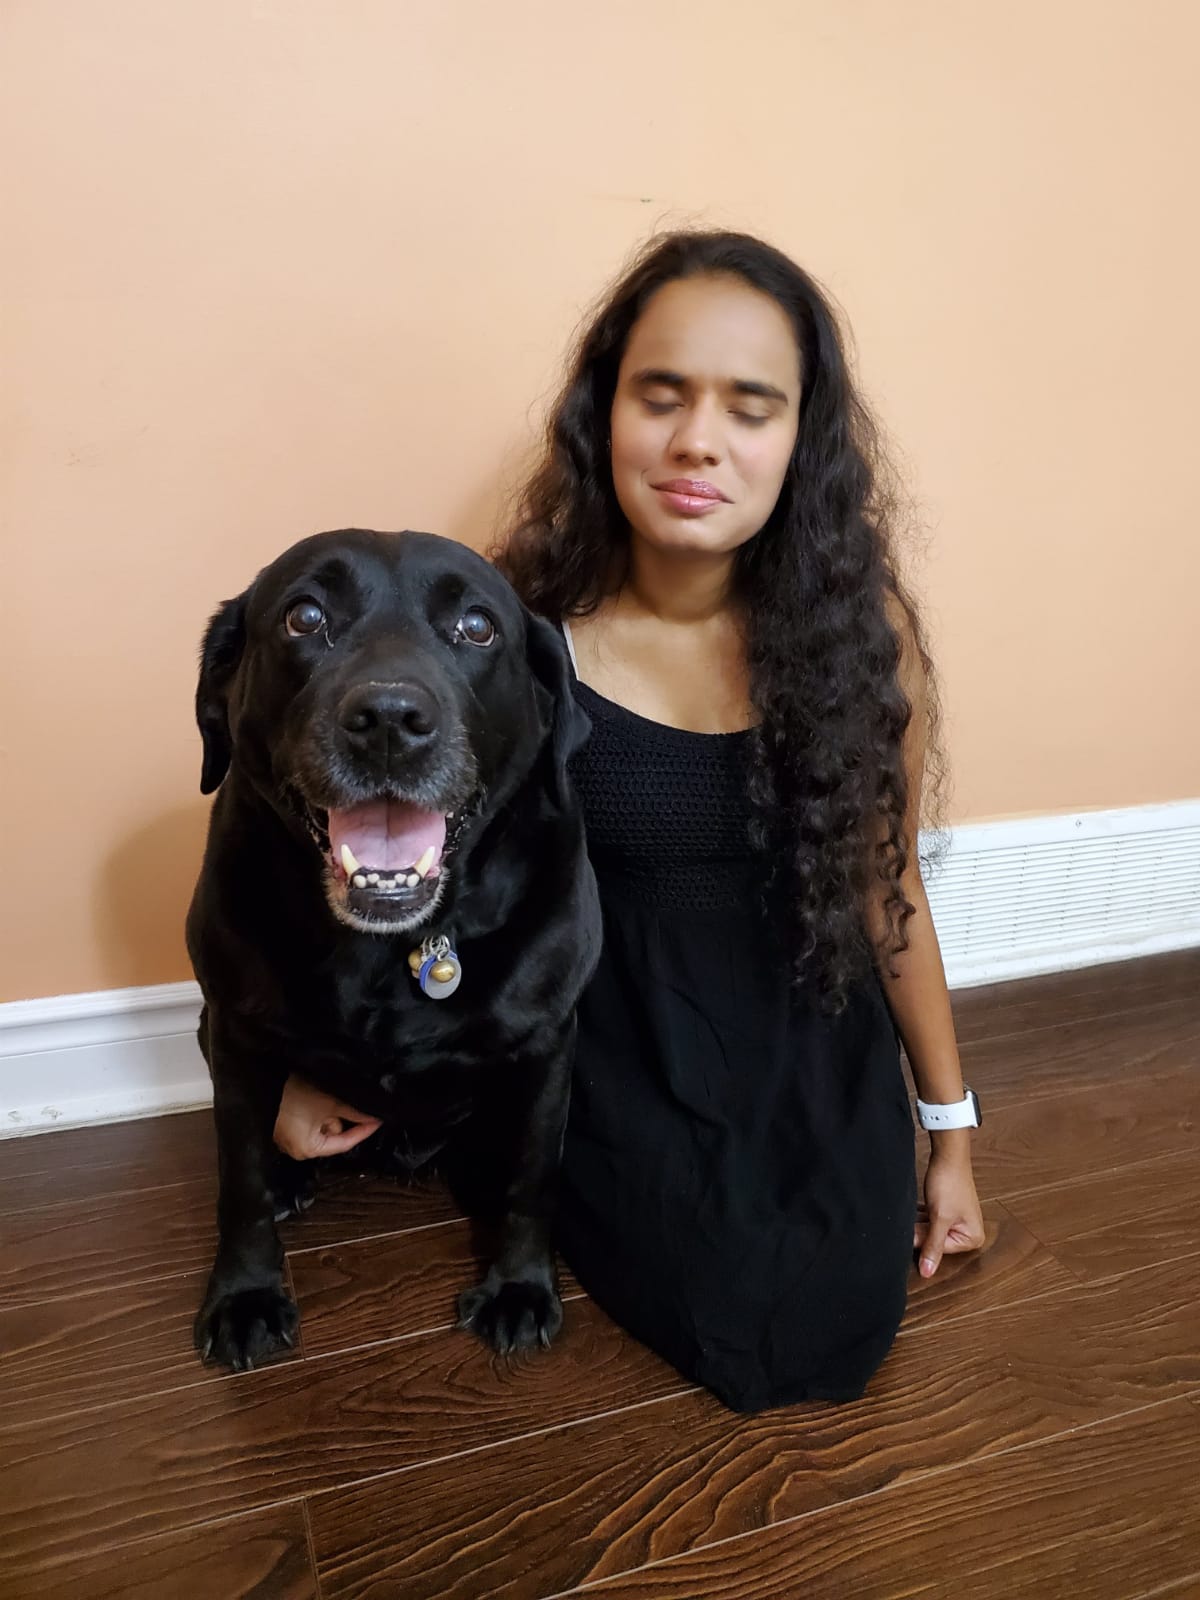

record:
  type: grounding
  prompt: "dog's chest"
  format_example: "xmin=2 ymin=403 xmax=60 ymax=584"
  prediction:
xmin=288 ymin=970 xmax=500 ymax=1127
xmin=316 ymin=960 xmax=491 ymax=1067
xmin=331 ymin=975 xmax=448 ymax=1055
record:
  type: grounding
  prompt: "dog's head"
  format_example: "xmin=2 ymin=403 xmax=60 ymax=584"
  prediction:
xmin=195 ymin=529 xmax=587 ymax=936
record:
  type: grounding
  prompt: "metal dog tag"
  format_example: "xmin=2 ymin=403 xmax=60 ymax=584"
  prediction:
xmin=411 ymin=935 xmax=462 ymax=1000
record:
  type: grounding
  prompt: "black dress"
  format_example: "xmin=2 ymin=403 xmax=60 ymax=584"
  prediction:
xmin=557 ymin=668 xmax=918 ymax=1413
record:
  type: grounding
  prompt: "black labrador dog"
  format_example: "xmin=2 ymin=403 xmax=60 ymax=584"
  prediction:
xmin=187 ymin=529 xmax=600 ymax=1370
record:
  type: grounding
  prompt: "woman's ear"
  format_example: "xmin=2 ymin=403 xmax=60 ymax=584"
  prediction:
xmin=195 ymin=595 xmax=247 ymax=794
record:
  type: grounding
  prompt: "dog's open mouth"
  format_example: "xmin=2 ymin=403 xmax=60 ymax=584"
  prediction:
xmin=305 ymin=798 xmax=460 ymax=933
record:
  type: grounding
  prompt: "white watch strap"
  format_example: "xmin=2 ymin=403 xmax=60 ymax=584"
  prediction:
xmin=916 ymin=1089 xmax=980 ymax=1130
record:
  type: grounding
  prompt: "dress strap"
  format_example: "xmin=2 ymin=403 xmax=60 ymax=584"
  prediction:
xmin=560 ymin=619 xmax=579 ymax=679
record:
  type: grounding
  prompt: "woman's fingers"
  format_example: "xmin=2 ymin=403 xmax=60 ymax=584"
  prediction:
xmin=328 ymin=1101 xmax=376 ymax=1124
xmin=274 ymin=1076 xmax=380 ymax=1161
xmin=917 ymin=1215 xmax=951 ymax=1277
xmin=943 ymin=1219 xmax=988 ymax=1253
xmin=316 ymin=1115 xmax=382 ymax=1156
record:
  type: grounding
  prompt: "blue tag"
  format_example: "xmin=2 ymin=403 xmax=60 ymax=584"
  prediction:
xmin=417 ymin=949 xmax=462 ymax=999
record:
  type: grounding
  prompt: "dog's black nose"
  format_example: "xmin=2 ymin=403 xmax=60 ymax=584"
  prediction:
xmin=338 ymin=682 xmax=440 ymax=751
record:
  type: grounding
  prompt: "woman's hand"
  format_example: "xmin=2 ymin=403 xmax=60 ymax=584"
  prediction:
xmin=274 ymin=1074 xmax=382 ymax=1161
xmin=914 ymin=1143 xmax=986 ymax=1277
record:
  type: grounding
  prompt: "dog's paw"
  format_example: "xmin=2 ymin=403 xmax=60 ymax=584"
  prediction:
xmin=456 ymin=1274 xmax=563 ymax=1354
xmin=195 ymin=1284 xmax=299 ymax=1371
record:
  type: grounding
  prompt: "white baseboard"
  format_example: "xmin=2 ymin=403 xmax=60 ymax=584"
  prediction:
xmin=2 ymin=800 xmax=1198 ymax=1138
xmin=0 ymin=982 xmax=211 ymax=1138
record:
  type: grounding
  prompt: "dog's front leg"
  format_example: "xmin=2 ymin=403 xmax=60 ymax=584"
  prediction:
xmin=195 ymin=1021 xmax=298 ymax=1370
xmin=457 ymin=1020 xmax=573 ymax=1354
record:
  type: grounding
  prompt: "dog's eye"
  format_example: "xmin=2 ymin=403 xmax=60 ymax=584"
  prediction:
xmin=454 ymin=609 xmax=496 ymax=648
xmin=285 ymin=601 xmax=326 ymax=638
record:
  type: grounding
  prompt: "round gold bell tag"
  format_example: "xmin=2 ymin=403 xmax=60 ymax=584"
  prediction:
xmin=411 ymin=935 xmax=462 ymax=999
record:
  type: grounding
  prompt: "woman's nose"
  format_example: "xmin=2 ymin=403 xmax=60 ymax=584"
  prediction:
xmin=670 ymin=403 xmax=722 ymax=464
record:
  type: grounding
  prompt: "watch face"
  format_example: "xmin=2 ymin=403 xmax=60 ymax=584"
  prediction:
xmin=968 ymin=1088 xmax=983 ymax=1127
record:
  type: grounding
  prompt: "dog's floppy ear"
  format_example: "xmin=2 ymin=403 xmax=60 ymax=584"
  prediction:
xmin=523 ymin=610 xmax=591 ymax=806
xmin=196 ymin=595 xmax=247 ymax=795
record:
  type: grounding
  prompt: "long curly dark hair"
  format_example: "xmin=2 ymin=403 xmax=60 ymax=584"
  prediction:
xmin=494 ymin=230 xmax=946 ymax=1007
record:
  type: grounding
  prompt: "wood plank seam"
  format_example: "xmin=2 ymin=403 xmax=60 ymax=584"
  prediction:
xmin=1030 ymin=1239 xmax=1200 ymax=1294
xmin=285 ymin=1288 xmax=592 ymax=1366
xmin=0 ymin=1175 xmax=206 ymax=1219
xmin=0 ymin=1289 xmax=596 ymax=1439
xmin=998 ymin=1149 xmax=1200 ymax=1205
xmin=955 ymin=996 xmax=1200 ymax=1051
xmin=974 ymin=1133 xmax=1200 ymax=1205
xmin=893 ymin=1199 xmax=1079 ymax=1337
xmin=895 ymin=1247 xmax=1196 ymax=1340
xmin=0 ymin=1265 xmax=206 ymax=1317
xmin=302 ymin=1386 xmax=702 ymax=1514
xmin=530 ymin=1392 xmax=1196 ymax=1600
xmin=4 ymin=1495 xmax=312 ymax=1589
xmin=0 ymin=1265 xmax=214 ymax=1318
xmin=301 ymin=1497 xmax=325 ymax=1600
xmin=979 ymin=1068 xmax=1196 ymax=1111
xmin=1130 ymin=1574 xmax=1200 ymax=1600
xmin=284 ymin=1214 xmax=471 ymax=1257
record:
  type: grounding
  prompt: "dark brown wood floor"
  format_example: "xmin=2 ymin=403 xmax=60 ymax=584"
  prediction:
xmin=2 ymin=948 xmax=1199 ymax=1599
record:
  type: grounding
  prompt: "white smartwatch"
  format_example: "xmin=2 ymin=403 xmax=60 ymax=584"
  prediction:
xmin=915 ymin=1087 xmax=982 ymax=1130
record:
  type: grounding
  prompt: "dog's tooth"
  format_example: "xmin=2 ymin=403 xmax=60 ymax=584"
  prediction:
xmin=405 ymin=873 xmax=420 ymax=888
xmin=352 ymin=873 xmax=366 ymax=888
xmin=366 ymin=872 xmax=379 ymax=885
xmin=415 ymin=846 xmax=436 ymax=879
xmin=340 ymin=844 xmax=361 ymax=877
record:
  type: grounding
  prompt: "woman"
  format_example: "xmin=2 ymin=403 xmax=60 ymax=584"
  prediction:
xmin=276 ymin=230 xmax=986 ymax=1411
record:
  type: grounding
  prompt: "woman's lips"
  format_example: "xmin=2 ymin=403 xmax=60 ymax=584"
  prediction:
xmin=652 ymin=479 xmax=729 ymax=517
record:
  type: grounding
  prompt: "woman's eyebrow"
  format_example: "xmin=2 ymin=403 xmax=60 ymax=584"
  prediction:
xmin=731 ymin=379 xmax=790 ymax=403
xmin=630 ymin=367 xmax=687 ymax=388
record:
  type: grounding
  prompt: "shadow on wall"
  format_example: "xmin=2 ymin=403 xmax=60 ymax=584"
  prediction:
xmin=96 ymin=802 xmax=213 ymax=993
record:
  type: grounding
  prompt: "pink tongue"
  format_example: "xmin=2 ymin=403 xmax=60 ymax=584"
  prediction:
xmin=326 ymin=801 xmax=446 ymax=872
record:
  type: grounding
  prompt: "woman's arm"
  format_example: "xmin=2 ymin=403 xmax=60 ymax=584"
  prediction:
xmin=866 ymin=603 xmax=986 ymax=1275
xmin=873 ymin=869 xmax=971 ymax=1164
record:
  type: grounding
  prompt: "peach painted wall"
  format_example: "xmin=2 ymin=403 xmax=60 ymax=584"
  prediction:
xmin=3 ymin=1 xmax=1198 ymax=1002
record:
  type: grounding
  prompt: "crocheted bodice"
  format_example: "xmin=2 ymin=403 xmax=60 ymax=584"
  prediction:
xmin=567 ymin=678 xmax=764 ymax=911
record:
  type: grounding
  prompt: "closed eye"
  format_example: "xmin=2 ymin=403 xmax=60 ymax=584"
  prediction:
xmin=643 ymin=400 xmax=771 ymax=424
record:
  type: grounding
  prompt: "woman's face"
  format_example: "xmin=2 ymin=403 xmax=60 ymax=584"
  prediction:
xmin=609 ymin=274 xmax=801 ymax=561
